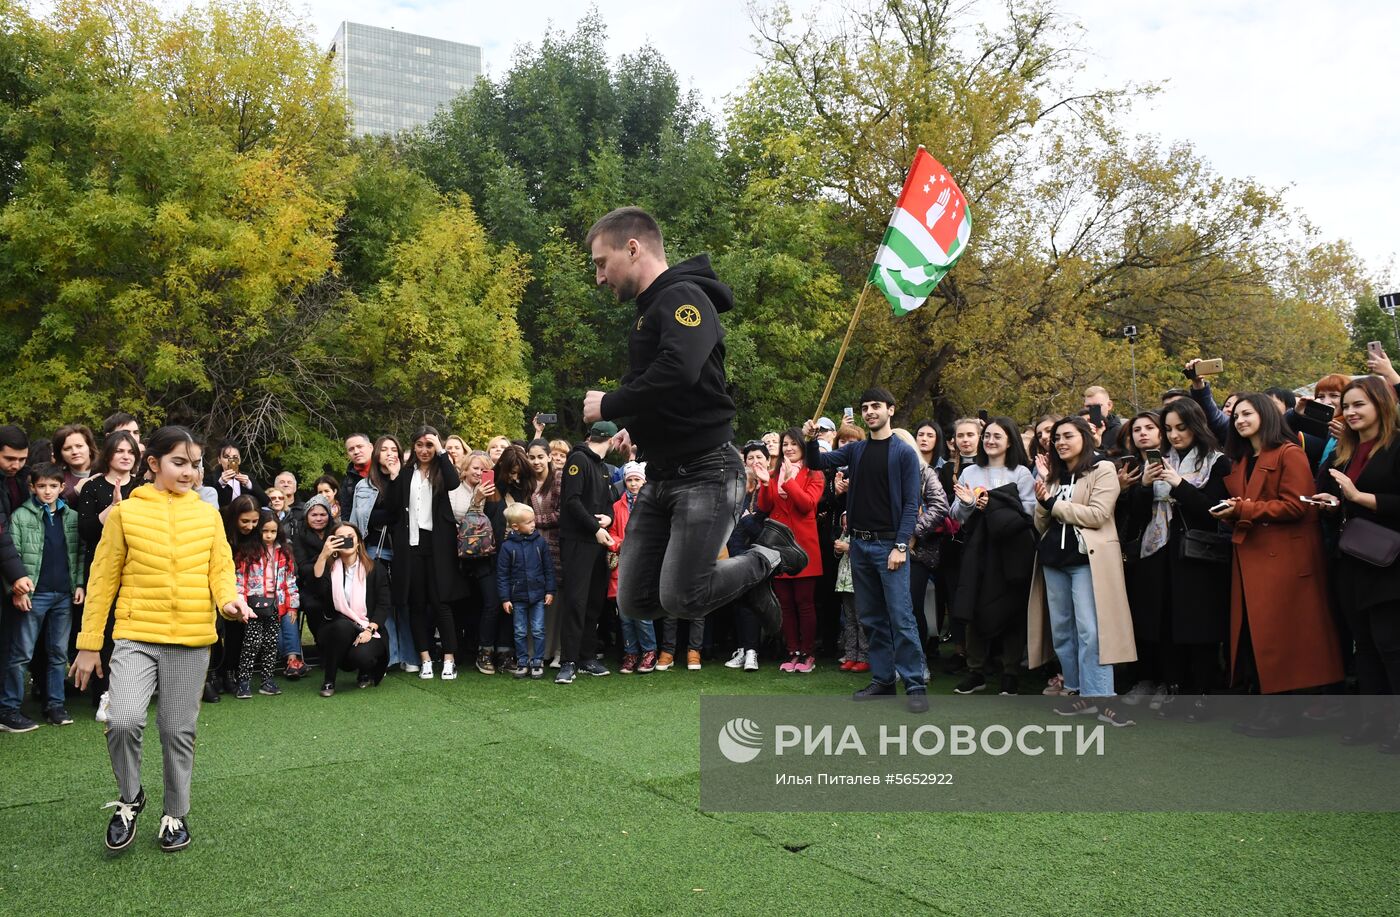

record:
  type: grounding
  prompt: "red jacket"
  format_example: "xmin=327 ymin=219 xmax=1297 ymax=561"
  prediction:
xmin=756 ymin=467 xmax=824 ymax=578
xmin=607 ymin=492 xmax=634 ymax=599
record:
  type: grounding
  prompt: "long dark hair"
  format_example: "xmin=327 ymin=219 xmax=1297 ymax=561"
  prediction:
xmin=94 ymin=430 xmax=141 ymax=476
xmin=1121 ymin=411 xmax=1163 ymax=465
xmin=1027 ymin=414 xmax=1062 ymax=466
xmin=975 ymin=417 xmax=1030 ymax=469
xmin=409 ymin=425 xmax=442 ymax=490
xmin=1225 ymin=393 xmax=1293 ymax=461
xmin=526 ymin=438 xmax=556 ymax=492
xmin=914 ymin=420 xmax=941 ymax=464
xmin=1046 ymin=416 xmax=1100 ymax=480
xmin=235 ymin=509 xmax=288 ymax=567
xmin=1160 ymin=398 xmax=1218 ymax=463
xmin=369 ymin=435 xmax=402 ymax=493
xmin=222 ymin=494 xmax=261 ymax=551
xmin=780 ymin=427 xmax=806 ymax=469
xmin=494 ymin=444 xmax=532 ymax=502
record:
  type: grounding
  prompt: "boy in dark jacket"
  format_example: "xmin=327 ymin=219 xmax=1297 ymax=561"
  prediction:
xmin=496 ymin=503 xmax=556 ymax=680
xmin=0 ymin=464 xmax=85 ymax=732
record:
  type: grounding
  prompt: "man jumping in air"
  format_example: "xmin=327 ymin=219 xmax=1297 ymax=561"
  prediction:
xmin=581 ymin=207 xmax=806 ymax=632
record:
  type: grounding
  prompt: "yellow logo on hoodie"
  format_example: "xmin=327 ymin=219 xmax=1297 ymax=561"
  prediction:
xmin=675 ymin=304 xmax=701 ymax=327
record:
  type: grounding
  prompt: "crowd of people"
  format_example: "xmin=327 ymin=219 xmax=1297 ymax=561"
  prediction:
xmin=2 ymin=349 xmax=1399 ymax=753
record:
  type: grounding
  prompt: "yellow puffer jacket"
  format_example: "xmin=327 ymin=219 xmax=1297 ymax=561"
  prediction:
xmin=77 ymin=484 xmax=237 ymax=651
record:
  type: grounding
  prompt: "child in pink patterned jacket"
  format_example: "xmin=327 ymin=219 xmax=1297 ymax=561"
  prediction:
xmin=234 ymin=510 xmax=300 ymax=697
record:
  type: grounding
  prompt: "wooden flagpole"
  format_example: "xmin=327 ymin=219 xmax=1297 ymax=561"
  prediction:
xmin=811 ymin=281 xmax=874 ymax=426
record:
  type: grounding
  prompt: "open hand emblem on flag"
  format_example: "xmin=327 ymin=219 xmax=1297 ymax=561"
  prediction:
xmin=925 ymin=188 xmax=951 ymax=229
xmin=868 ymin=148 xmax=972 ymax=316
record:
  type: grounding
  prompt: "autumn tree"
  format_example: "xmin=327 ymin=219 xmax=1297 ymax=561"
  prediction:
xmin=739 ymin=0 xmax=1361 ymax=423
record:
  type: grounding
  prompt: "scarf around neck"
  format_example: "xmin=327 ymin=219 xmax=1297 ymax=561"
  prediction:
xmin=330 ymin=557 xmax=369 ymax=628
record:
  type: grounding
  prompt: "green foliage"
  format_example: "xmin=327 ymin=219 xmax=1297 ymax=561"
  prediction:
xmin=0 ymin=0 xmax=530 ymax=481
xmin=0 ymin=0 xmax=1384 ymax=477
xmin=340 ymin=197 xmax=531 ymax=445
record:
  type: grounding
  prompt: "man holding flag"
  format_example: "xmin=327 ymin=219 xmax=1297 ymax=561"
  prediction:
xmin=803 ymin=390 xmax=927 ymax=712
xmin=581 ymin=207 xmax=808 ymax=635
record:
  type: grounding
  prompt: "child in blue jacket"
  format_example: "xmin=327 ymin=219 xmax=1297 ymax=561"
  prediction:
xmin=496 ymin=503 xmax=555 ymax=679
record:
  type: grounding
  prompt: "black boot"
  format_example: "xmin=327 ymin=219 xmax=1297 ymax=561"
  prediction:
xmin=744 ymin=579 xmax=783 ymax=639
xmin=755 ymin=519 xmax=809 ymax=576
xmin=202 ymin=675 xmax=220 ymax=704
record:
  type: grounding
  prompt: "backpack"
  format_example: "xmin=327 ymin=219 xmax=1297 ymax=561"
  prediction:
xmin=457 ymin=509 xmax=496 ymax=558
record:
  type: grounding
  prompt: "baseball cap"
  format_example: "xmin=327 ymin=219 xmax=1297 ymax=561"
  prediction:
xmin=816 ymin=417 xmax=836 ymax=431
xmin=588 ymin=421 xmax=619 ymax=441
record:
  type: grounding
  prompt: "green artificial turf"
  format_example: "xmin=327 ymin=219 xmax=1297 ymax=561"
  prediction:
xmin=2 ymin=660 xmax=1397 ymax=916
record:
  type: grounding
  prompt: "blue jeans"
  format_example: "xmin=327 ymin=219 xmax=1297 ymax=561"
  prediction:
xmin=1042 ymin=564 xmax=1115 ymax=697
xmin=849 ymin=539 xmax=926 ymax=692
xmin=1 ymin=591 xmax=70 ymax=712
xmin=617 ymin=444 xmax=778 ymax=620
xmin=381 ymin=605 xmax=414 ymax=666
xmin=513 ymin=600 xmax=546 ymax=668
xmin=619 ymin=615 xmax=657 ymax=654
xmin=278 ymin=612 xmax=303 ymax=658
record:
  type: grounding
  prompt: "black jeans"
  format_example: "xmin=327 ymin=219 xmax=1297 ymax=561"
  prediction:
xmin=1343 ymin=598 xmax=1400 ymax=696
xmin=660 ymin=616 xmax=705 ymax=654
xmin=617 ymin=444 xmax=774 ymax=621
xmin=559 ymin=539 xmax=609 ymax=664
xmin=406 ymin=549 xmax=455 ymax=657
xmin=909 ymin=557 xmax=935 ymax=645
xmin=321 ymin=616 xmax=388 ymax=686
xmin=460 ymin=557 xmax=505 ymax=651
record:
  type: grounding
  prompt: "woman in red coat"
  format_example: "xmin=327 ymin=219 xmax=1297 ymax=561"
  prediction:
xmin=757 ymin=428 xmax=825 ymax=673
xmin=1213 ymin=394 xmax=1343 ymax=736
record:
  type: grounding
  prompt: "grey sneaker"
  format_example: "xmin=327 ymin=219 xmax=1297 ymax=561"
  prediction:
xmin=1121 ymin=680 xmax=1154 ymax=706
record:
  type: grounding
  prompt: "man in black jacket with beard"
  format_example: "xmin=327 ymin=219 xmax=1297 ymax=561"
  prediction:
xmin=581 ymin=207 xmax=806 ymax=635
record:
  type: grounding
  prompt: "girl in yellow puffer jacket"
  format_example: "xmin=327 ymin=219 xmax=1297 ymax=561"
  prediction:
xmin=69 ymin=426 xmax=253 ymax=855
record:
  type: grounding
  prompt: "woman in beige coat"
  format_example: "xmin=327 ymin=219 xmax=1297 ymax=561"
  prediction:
xmin=1029 ymin=416 xmax=1137 ymax=726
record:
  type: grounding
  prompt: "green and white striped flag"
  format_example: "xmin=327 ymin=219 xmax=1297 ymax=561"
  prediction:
xmin=868 ymin=148 xmax=972 ymax=316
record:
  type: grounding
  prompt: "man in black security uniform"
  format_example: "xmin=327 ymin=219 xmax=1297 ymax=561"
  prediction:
xmin=581 ymin=207 xmax=807 ymax=634
xmin=555 ymin=422 xmax=620 ymax=685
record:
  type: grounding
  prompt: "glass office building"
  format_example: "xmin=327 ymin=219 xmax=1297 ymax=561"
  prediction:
xmin=330 ymin=22 xmax=482 ymax=137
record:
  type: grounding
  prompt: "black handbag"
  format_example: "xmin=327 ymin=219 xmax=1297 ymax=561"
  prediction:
xmin=247 ymin=596 xmax=278 ymax=620
xmin=911 ymin=533 xmax=942 ymax=570
xmin=1179 ymin=529 xmax=1231 ymax=564
xmin=1339 ymin=517 xmax=1400 ymax=567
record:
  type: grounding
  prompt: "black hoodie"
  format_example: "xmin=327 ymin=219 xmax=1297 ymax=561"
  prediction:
xmin=599 ymin=254 xmax=736 ymax=464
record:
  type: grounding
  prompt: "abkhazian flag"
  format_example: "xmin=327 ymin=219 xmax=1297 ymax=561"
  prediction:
xmin=868 ymin=148 xmax=972 ymax=316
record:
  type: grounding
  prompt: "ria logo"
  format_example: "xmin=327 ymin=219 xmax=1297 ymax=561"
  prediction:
xmin=717 ymin=717 xmax=763 ymax=764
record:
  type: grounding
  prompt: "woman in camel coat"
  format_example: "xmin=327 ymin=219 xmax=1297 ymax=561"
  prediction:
xmin=1028 ymin=416 xmax=1136 ymax=721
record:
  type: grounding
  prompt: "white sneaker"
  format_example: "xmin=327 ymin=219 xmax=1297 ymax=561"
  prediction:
xmin=95 ymin=691 xmax=111 ymax=723
xmin=549 ymin=655 xmax=561 ymax=669
xmin=419 ymin=660 xmax=434 ymax=680
xmin=724 ymin=648 xmax=745 ymax=669
xmin=441 ymin=660 xmax=457 ymax=680
xmin=403 ymin=662 xmax=420 ymax=674
xmin=743 ymin=650 xmax=758 ymax=672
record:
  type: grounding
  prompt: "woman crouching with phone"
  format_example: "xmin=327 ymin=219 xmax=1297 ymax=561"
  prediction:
xmin=69 ymin=426 xmax=254 ymax=854
xmin=314 ymin=522 xmax=392 ymax=696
